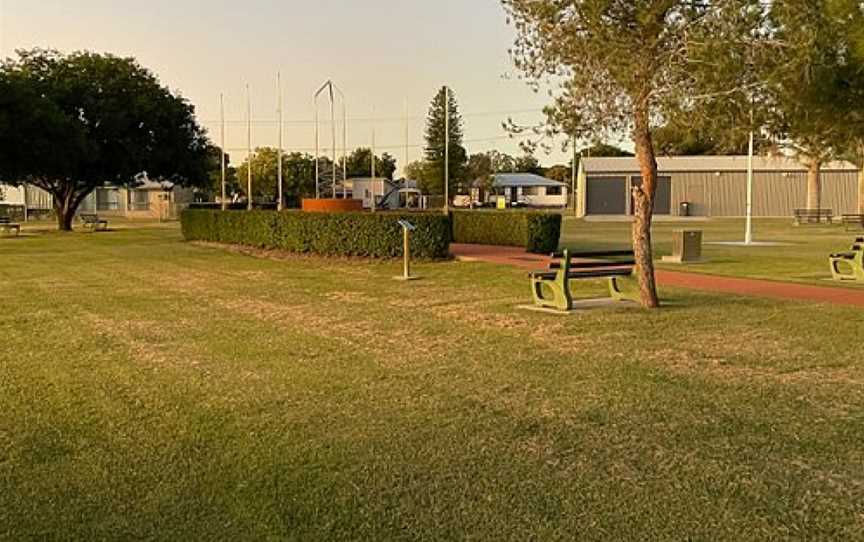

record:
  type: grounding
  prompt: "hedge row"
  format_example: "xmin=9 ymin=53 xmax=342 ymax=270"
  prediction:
xmin=451 ymin=211 xmax=562 ymax=253
xmin=181 ymin=209 xmax=452 ymax=259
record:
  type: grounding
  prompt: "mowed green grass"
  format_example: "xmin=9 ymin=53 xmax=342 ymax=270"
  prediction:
xmin=2 ymin=225 xmax=864 ymax=540
xmin=561 ymin=216 xmax=864 ymax=286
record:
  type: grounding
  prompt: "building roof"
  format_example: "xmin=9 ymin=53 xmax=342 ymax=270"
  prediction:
xmin=581 ymin=155 xmax=860 ymax=174
xmin=490 ymin=173 xmax=567 ymax=188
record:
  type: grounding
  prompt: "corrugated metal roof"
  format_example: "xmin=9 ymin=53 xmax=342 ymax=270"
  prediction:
xmin=582 ymin=155 xmax=859 ymax=173
xmin=491 ymin=173 xmax=566 ymax=187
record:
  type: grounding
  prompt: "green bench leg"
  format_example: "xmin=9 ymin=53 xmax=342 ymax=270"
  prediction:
xmin=829 ymin=256 xmax=864 ymax=282
xmin=608 ymin=276 xmax=640 ymax=303
xmin=531 ymin=274 xmax=572 ymax=311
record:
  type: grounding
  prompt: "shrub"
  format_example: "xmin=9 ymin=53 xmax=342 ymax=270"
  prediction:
xmin=181 ymin=210 xmax=451 ymax=259
xmin=451 ymin=211 xmax=561 ymax=253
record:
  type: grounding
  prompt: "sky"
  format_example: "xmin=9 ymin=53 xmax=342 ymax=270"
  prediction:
xmin=0 ymin=0 xmax=579 ymax=172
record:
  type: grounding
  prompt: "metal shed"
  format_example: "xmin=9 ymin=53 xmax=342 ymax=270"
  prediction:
xmin=577 ymin=156 xmax=861 ymax=218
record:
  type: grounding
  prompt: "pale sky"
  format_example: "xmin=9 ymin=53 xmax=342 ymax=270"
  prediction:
xmin=0 ymin=0 xmax=579 ymax=171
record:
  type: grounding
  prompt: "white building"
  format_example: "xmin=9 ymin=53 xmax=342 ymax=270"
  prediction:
xmin=346 ymin=177 xmax=425 ymax=210
xmin=0 ymin=184 xmax=54 ymax=218
xmin=474 ymin=173 xmax=569 ymax=208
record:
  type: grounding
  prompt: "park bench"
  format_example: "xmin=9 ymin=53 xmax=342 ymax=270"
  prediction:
xmin=0 ymin=217 xmax=21 ymax=237
xmin=829 ymin=237 xmax=864 ymax=283
xmin=841 ymin=214 xmax=864 ymax=231
xmin=79 ymin=213 xmax=108 ymax=231
xmin=794 ymin=208 xmax=834 ymax=225
xmin=529 ymin=249 xmax=638 ymax=311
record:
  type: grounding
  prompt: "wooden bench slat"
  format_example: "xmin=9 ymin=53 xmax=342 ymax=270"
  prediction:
xmin=569 ymin=260 xmax=636 ymax=269
xmin=567 ymin=250 xmax=634 ymax=258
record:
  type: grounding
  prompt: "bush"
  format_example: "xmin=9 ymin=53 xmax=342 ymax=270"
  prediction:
xmin=451 ymin=211 xmax=562 ymax=253
xmin=181 ymin=210 xmax=451 ymax=259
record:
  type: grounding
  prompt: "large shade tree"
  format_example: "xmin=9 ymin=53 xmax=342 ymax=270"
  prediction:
xmin=503 ymin=0 xmax=762 ymax=308
xmin=0 ymin=49 xmax=212 ymax=230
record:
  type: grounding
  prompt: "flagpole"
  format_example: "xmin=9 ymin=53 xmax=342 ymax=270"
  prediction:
xmin=246 ymin=83 xmax=252 ymax=211
xmin=277 ymin=72 xmax=283 ymax=211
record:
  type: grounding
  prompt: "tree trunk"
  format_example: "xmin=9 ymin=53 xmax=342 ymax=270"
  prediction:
xmin=54 ymin=200 xmax=76 ymax=231
xmin=631 ymin=108 xmax=661 ymax=309
xmin=806 ymin=160 xmax=822 ymax=210
xmin=53 ymin=188 xmax=83 ymax=231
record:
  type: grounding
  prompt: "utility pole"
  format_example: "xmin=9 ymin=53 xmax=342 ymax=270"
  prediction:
xmin=246 ymin=84 xmax=252 ymax=211
xmin=220 ymin=93 xmax=227 ymax=211
xmin=444 ymin=86 xmax=450 ymax=215
xmin=277 ymin=73 xmax=284 ymax=211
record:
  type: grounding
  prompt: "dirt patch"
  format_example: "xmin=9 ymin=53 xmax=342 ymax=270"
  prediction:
xmin=84 ymin=314 xmax=193 ymax=368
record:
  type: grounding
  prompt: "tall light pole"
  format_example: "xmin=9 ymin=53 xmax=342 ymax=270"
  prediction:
xmin=444 ymin=86 xmax=450 ymax=215
xmin=277 ymin=72 xmax=284 ymax=211
xmin=246 ymin=84 xmax=252 ymax=211
xmin=220 ymin=93 xmax=226 ymax=210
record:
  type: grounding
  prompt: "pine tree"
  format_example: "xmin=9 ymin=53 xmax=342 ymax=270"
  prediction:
xmin=422 ymin=87 xmax=468 ymax=196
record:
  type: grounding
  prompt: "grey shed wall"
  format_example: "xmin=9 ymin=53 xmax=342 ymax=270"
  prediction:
xmin=580 ymin=170 xmax=859 ymax=217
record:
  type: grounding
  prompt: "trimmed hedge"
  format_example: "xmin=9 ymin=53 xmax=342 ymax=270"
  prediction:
xmin=181 ymin=209 xmax=451 ymax=259
xmin=451 ymin=211 xmax=562 ymax=253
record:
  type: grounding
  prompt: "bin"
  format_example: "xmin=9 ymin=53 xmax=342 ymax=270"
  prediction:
xmin=662 ymin=230 xmax=702 ymax=263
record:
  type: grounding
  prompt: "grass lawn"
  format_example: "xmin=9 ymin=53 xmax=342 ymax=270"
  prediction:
xmin=561 ymin=216 xmax=864 ymax=287
xmin=2 ymin=224 xmax=864 ymax=539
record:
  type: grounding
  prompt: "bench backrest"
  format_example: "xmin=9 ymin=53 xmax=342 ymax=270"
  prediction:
xmin=80 ymin=214 xmax=100 ymax=222
xmin=550 ymin=249 xmax=635 ymax=272
xmin=795 ymin=209 xmax=833 ymax=216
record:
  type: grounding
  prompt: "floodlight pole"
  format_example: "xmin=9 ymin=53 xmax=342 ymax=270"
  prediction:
xmin=220 ymin=93 xmax=227 ymax=210
xmin=745 ymin=129 xmax=754 ymax=245
xmin=444 ymin=86 xmax=450 ymax=215
xmin=277 ymin=72 xmax=284 ymax=211
xmin=246 ymin=84 xmax=252 ymax=211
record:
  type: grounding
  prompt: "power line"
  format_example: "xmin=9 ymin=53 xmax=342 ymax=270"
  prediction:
xmin=199 ymin=107 xmax=545 ymax=126
xmin=220 ymin=134 xmax=529 ymax=154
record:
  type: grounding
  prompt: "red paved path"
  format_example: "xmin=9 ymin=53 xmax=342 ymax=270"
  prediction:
xmin=450 ymin=243 xmax=864 ymax=307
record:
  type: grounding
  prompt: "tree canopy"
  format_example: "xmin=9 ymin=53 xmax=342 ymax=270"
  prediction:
xmin=234 ymin=149 xmax=317 ymax=207
xmin=342 ymin=148 xmax=397 ymax=180
xmin=0 ymin=49 xmax=212 ymax=230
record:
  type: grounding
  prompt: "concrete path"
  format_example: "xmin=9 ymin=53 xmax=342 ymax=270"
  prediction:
xmin=450 ymin=243 xmax=864 ymax=307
